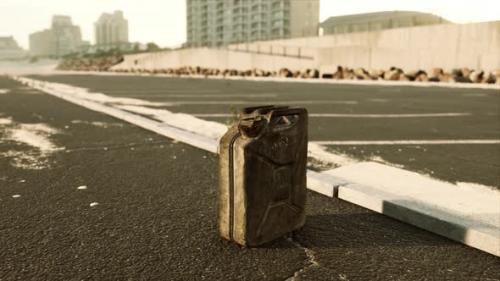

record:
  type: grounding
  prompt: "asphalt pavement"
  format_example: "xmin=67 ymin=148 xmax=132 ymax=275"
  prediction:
xmin=1 ymin=76 xmax=499 ymax=280
xmin=29 ymin=74 xmax=500 ymax=187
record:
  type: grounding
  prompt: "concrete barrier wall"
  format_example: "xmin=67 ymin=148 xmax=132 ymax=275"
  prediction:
xmin=114 ymin=48 xmax=316 ymax=72
xmin=114 ymin=21 xmax=500 ymax=73
xmin=231 ymin=21 xmax=500 ymax=72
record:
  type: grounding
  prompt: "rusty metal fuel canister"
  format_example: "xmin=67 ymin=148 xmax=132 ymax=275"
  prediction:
xmin=218 ymin=105 xmax=308 ymax=246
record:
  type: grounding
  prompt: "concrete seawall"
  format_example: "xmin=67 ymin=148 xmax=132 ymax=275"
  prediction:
xmin=112 ymin=48 xmax=315 ymax=72
xmin=113 ymin=21 xmax=500 ymax=73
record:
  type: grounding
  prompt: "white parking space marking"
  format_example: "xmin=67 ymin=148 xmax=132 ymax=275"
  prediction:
xmin=166 ymin=100 xmax=358 ymax=105
xmin=192 ymin=113 xmax=471 ymax=118
xmin=123 ymin=93 xmax=279 ymax=98
xmin=101 ymin=89 xmax=221 ymax=94
xmin=463 ymin=93 xmax=488 ymax=97
xmin=313 ymin=140 xmax=500 ymax=145
xmin=367 ymin=98 xmax=389 ymax=102
xmin=116 ymin=105 xmax=228 ymax=140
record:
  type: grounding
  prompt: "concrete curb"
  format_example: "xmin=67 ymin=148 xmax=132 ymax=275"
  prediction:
xmin=306 ymin=170 xmax=347 ymax=197
xmin=13 ymin=76 xmax=500 ymax=257
xmin=338 ymin=183 xmax=500 ymax=257
xmin=323 ymin=162 xmax=500 ymax=257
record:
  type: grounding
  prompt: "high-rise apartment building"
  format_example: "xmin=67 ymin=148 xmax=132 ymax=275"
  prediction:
xmin=29 ymin=15 xmax=82 ymax=57
xmin=95 ymin=11 xmax=129 ymax=50
xmin=51 ymin=16 xmax=83 ymax=56
xmin=29 ymin=30 xmax=54 ymax=57
xmin=186 ymin=0 xmax=320 ymax=47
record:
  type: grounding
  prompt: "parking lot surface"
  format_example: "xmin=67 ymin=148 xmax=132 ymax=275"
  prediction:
xmin=1 ymin=76 xmax=499 ymax=280
xmin=30 ymin=74 xmax=500 ymax=188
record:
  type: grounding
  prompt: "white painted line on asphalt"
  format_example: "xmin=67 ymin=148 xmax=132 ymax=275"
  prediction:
xmin=313 ymin=140 xmax=500 ymax=145
xmin=367 ymin=98 xmax=389 ymax=102
xmin=193 ymin=113 xmax=471 ymax=118
xmin=165 ymin=100 xmax=358 ymax=106
xmin=307 ymin=113 xmax=472 ymax=118
xmin=120 ymin=94 xmax=279 ymax=98
xmin=41 ymin=83 xmax=173 ymax=107
xmin=463 ymin=93 xmax=488 ymax=97
xmin=192 ymin=114 xmax=233 ymax=117
xmin=101 ymin=89 xmax=222 ymax=94
xmin=116 ymin=105 xmax=228 ymax=141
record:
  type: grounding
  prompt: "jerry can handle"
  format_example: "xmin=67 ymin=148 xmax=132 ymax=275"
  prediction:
xmin=238 ymin=118 xmax=269 ymax=138
xmin=270 ymin=107 xmax=307 ymax=118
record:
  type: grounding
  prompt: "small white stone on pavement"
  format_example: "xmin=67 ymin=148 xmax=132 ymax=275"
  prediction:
xmin=89 ymin=202 xmax=99 ymax=207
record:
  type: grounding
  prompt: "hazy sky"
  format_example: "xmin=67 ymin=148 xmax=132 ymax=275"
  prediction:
xmin=1 ymin=0 xmax=499 ymax=49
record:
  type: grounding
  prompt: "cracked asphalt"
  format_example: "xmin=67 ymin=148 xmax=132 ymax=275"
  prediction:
xmin=0 ymin=76 xmax=499 ymax=281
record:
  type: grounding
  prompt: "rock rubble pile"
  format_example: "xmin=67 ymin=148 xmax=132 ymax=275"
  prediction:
xmin=58 ymin=58 xmax=500 ymax=84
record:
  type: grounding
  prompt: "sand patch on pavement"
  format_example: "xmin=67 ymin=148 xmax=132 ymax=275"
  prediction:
xmin=8 ymin=123 xmax=60 ymax=151
xmin=0 ymin=117 xmax=13 ymax=125
xmin=0 ymin=118 xmax=63 ymax=170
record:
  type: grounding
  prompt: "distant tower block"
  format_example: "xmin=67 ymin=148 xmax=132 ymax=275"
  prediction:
xmin=186 ymin=0 xmax=320 ymax=47
xmin=95 ymin=11 xmax=129 ymax=50
xmin=29 ymin=15 xmax=82 ymax=57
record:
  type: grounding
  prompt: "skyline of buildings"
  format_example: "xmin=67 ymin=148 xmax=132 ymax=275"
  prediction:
xmin=28 ymin=11 xmax=131 ymax=57
xmin=186 ymin=0 xmax=320 ymax=47
xmin=7 ymin=7 xmax=457 ymax=58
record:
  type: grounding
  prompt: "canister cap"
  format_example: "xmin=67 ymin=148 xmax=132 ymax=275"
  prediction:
xmin=238 ymin=105 xmax=307 ymax=138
